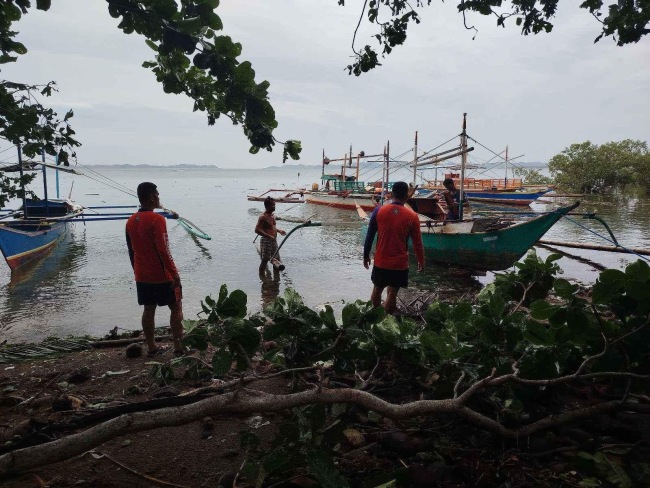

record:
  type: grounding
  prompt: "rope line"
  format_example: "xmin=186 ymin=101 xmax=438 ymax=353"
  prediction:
xmin=563 ymin=215 xmax=650 ymax=263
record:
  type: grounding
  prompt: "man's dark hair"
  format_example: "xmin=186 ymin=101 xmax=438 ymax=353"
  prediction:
xmin=264 ymin=196 xmax=276 ymax=210
xmin=443 ymin=178 xmax=454 ymax=187
xmin=137 ymin=182 xmax=157 ymax=204
xmin=392 ymin=181 xmax=409 ymax=200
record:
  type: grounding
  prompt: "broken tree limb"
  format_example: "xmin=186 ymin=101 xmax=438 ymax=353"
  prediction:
xmin=1 ymin=367 xmax=648 ymax=476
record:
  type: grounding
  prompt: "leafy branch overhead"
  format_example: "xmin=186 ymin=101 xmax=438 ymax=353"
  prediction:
xmin=343 ymin=0 xmax=649 ymax=75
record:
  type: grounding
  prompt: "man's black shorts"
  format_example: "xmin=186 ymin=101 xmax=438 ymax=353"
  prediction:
xmin=371 ymin=266 xmax=409 ymax=289
xmin=136 ymin=282 xmax=181 ymax=306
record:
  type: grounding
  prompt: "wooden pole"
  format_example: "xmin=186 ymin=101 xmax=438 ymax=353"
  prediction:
xmin=356 ymin=152 xmax=360 ymax=182
xmin=537 ymin=240 xmax=650 ymax=257
xmin=17 ymin=144 xmax=27 ymax=218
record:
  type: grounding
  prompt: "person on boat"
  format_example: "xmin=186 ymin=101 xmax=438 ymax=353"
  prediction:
xmin=442 ymin=178 xmax=462 ymax=220
xmin=125 ymin=182 xmax=185 ymax=357
xmin=255 ymin=196 xmax=286 ymax=272
xmin=363 ymin=181 xmax=425 ymax=315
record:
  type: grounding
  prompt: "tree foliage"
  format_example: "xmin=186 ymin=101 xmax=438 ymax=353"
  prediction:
xmin=548 ymin=139 xmax=650 ymax=193
xmin=343 ymin=0 xmax=649 ymax=75
xmin=512 ymin=166 xmax=553 ymax=186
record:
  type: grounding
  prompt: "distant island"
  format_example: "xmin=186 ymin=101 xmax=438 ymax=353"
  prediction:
xmin=84 ymin=163 xmax=322 ymax=169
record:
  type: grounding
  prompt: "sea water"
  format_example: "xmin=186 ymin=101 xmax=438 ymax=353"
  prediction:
xmin=0 ymin=165 xmax=648 ymax=343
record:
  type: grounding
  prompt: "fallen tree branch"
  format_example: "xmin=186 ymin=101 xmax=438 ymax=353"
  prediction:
xmin=1 ymin=381 xmax=645 ymax=476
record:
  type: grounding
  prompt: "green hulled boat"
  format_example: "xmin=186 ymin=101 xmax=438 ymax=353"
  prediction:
xmin=418 ymin=201 xmax=579 ymax=270
xmin=359 ymin=201 xmax=580 ymax=271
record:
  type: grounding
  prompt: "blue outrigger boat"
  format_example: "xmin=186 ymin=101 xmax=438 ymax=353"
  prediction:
xmin=463 ymin=188 xmax=552 ymax=206
xmin=0 ymin=145 xmax=209 ymax=273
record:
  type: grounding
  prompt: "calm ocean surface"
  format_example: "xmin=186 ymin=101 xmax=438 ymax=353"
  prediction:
xmin=1 ymin=165 xmax=649 ymax=343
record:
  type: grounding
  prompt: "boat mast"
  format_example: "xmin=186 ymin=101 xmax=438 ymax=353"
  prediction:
xmin=504 ymin=145 xmax=509 ymax=188
xmin=41 ymin=148 xmax=50 ymax=216
xmin=412 ymin=131 xmax=418 ymax=187
xmin=16 ymin=144 xmax=28 ymax=218
xmin=459 ymin=113 xmax=467 ymax=221
xmin=55 ymin=152 xmax=60 ymax=198
xmin=385 ymin=140 xmax=390 ymax=197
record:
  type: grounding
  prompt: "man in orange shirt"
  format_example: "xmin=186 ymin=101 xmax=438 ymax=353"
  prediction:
xmin=126 ymin=182 xmax=184 ymax=356
xmin=363 ymin=181 xmax=424 ymax=314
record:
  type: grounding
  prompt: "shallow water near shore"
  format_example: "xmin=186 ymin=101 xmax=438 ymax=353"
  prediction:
xmin=1 ymin=165 xmax=649 ymax=343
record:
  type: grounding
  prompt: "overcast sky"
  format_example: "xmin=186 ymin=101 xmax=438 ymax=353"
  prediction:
xmin=2 ymin=0 xmax=649 ymax=168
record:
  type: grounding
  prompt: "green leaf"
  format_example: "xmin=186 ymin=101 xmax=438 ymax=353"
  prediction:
xmin=211 ymin=349 xmax=232 ymax=376
xmin=523 ymin=320 xmax=553 ymax=346
xmin=229 ymin=320 xmax=261 ymax=355
xmin=217 ymin=284 xmax=228 ymax=308
xmin=319 ymin=305 xmax=338 ymax=330
xmin=145 ymin=39 xmax=159 ymax=52
xmin=554 ymin=278 xmax=578 ymax=299
xmin=12 ymin=42 xmax=28 ymax=55
xmin=625 ymin=260 xmax=650 ymax=282
xmin=182 ymin=319 xmax=201 ymax=334
xmin=450 ymin=301 xmax=473 ymax=322
xmin=625 ymin=279 xmax=650 ymax=301
xmin=599 ymin=269 xmax=626 ymax=286
xmin=177 ymin=16 xmax=203 ymax=34
xmin=218 ymin=289 xmax=248 ymax=318
xmin=304 ymin=448 xmax=351 ymax=488
xmin=342 ymin=303 xmax=362 ymax=329
xmin=529 ymin=300 xmax=558 ymax=320
xmin=36 ymin=0 xmax=52 ymax=11
xmin=420 ymin=331 xmax=453 ymax=359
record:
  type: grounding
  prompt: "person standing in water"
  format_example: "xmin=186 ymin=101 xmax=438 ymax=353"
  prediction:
xmin=255 ymin=196 xmax=286 ymax=272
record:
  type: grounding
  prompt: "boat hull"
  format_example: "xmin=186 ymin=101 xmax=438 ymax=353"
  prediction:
xmin=464 ymin=189 xmax=551 ymax=206
xmin=420 ymin=206 xmax=574 ymax=270
xmin=306 ymin=192 xmax=377 ymax=211
xmin=0 ymin=221 xmax=68 ymax=271
xmin=359 ymin=202 xmax=579 ymax=271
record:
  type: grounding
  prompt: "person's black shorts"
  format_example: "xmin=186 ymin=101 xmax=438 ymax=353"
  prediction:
xmin=371 ymin=266 xmax=409 ymax=289
xmin=136 ymin=282 xmax=181 ymax=306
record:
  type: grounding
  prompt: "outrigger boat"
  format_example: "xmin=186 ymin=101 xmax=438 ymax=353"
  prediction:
xmin=0 ymin=147 xmax=86 ymax=271
xmin=304 ymin=148 xmax=385 ymax=212
xmin=358 ymin=114 xmax=579 ymax=271
xmin=247 ymin=189 xmax=306 ymax=204
xmin=0 ymin=145 xmax=208 ymax=273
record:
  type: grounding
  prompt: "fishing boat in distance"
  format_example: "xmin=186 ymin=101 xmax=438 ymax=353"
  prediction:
xmin=416 ymin=178 xmax=553 ymax=206
xmin=304 ymin=149 xmax=384 ymax=212
xmin=247 ymin=188 xmax=306 ymax=204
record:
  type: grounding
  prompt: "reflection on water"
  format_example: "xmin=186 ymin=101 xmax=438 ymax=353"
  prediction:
xmin=1 ymin=227 xmax=87 ymax=338
xmin=259 ymin=268 xmax=281 ymax=307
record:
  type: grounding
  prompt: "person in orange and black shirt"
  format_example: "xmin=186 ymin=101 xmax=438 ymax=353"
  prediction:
xmin=126 ymin=182 xmax=185 ymax=356
xmin=363 ymin=181 xmax=425 ymax=315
